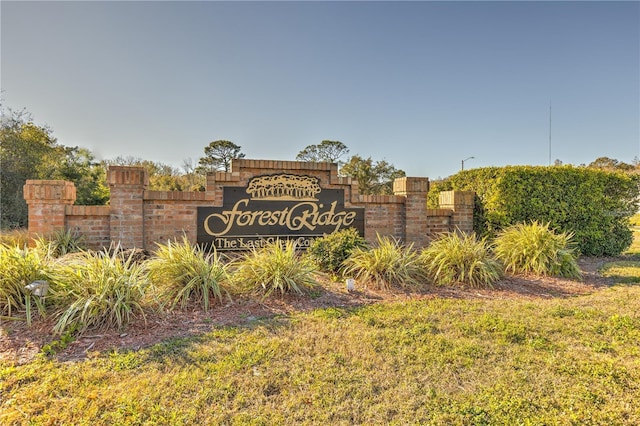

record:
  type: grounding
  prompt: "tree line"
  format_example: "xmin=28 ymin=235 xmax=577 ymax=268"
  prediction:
xmin=1 ymin=108 xmax=403 ymax=229
xmin=3 ymin=104 xmax=636 ymax=230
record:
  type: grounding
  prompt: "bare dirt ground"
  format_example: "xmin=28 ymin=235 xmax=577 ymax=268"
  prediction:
xmin=0 ymin=257 xmax=622 ymax=365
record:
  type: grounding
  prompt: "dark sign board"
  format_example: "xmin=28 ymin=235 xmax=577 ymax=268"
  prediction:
xmin=197 ymin=174 xmax=364 ymax=250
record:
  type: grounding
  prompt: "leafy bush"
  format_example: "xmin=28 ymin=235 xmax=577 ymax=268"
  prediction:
xmin=34 ymin=229 xmax=85 ymax=258
xmin=420 ymin=232 xmax=502 ymax=287
xmin=48 ymin=250 xmax=149 ymax=334
xmin=146 ymin=237 xmax=229 ymax=311
xmin=232 ymin=239 xmax=318 ymax=296
xmin=343 ymin=235 xmax=423 ymax=290
xmin=0 ymin=245 xmax=50 ymax=324
xmin=429 ymin=166 xmax=639 ymax=256
xmin=493 ymin=221 xmax=581 ymax=279
xmin=307 ymin=228 xmax=367 ymax=276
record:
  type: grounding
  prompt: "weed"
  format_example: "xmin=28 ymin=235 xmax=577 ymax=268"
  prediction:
xmin=41 ymin=325 xmax=79 ymax=357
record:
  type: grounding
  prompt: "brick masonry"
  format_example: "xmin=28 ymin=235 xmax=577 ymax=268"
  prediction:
xmin=24 ymin=160 xmax=475 ymax=250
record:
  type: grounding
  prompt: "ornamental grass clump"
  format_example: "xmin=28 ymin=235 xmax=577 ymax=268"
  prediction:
xmin=0 ymin=245 xmax=51 ymax=324
xmin=232 ymin=239 xmax=318 ymax=297
xmin=306 ymin=228 xmax=368 ymax=277
xmin=493 ymin=221 xmax=582 ymax=279
xmin=420 ymin=232 xmax=502 ymax=287
xmin=343 ymin=235 xmax=423 ymax=290
xmin=0 ymin=229 xmax=30 ymax=248
xmin=34 ymin=229 xmax=86 ymax=258
xmin=146 ymin=237 xmax=230 ymax=311
xmin=48 ymin=250 xmax=149 ymax=335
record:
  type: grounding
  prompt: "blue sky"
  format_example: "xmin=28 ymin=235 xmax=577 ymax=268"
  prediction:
xmin=2 ymin=1 xmax=638 ymax=179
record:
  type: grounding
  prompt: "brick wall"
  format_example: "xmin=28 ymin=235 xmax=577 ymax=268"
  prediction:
xmin=143 ymin=192 xmax=211 ymax=248
xmin=23 ymin=180 xmax=76 ymax=239
xmin=24 ymin=160 xmax=475 ymax=250
xmin=65 ymin=206 xmax=111 ymax=250
xmin=438 ymin=191 xmax=475 ymax=233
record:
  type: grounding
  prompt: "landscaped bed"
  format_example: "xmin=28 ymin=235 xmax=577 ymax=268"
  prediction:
xmin=2 ymin=256 xmax=639 ymax=424
xmin=2 ymin=221 xmax=640 ymax=424
xmin=0 ymin=256 xmax=617 ymax=365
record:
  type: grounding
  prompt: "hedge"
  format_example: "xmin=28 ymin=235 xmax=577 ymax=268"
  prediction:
xmin=428 ymin=166 xmax=639 ymax=256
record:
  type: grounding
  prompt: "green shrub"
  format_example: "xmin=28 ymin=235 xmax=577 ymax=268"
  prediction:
xmin=307 ymin=228 xmax=367 ymax=277
xmin=493 ymin=221 xmax=582 ymax=279
xmin=429 ymin=166 xmax=639 ymax=256
xmin=0 ymin=245 xmax=50 ymax=324
xmin=48 ymin=250 xmax=149 ymax=334
xmin=343 ymin=235 xmax=423 ymax=290
xmin=34 ymin=229 xmax=85 ymax=258
xmin=146 ymin=237 xmax=230 ymax=311
xmin=420 ymin=232 xmax=502 ymax=287
xmin=232 ymin=239 xmax=318 ymax=297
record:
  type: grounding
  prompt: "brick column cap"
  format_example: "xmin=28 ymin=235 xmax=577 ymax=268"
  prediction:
xmin=23 ymin=180 xmax=76 ymax=205
xmin=439 ymin=190 xmax=475 ymax=208
xmin=108 ymin=166 xmax=149 ymax=187
xmin=393 ymin=176 xmax=430 ymax=196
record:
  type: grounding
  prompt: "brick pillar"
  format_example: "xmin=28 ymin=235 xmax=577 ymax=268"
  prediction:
xmin=438 ymin=191 xmax=475 ymax=234
xmin=108 ymin=166 xmax=148 ymax=249
xmin=393 ymin=176 xmax=430 ymax=248
xmin=23 ymin=180 xmax=76 ymax=239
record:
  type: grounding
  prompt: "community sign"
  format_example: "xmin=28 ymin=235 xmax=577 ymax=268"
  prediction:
xmin=197 ymin=174 xmax=365 ymax=250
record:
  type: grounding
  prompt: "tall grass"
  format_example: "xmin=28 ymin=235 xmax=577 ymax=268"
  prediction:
xmin=343 ymin=235 xmax=423 ymax=289
xmin=232 ymin=239 xmax=318 ymax=296
xmin=0 ymin=228 xmax=30 ymax=248
xmin=146 ymin=237 xmax=230 ymax=311
xmin=493 ymin=221 xmax=581 ymax=279
xmin=48 ymin=250 xmax=149 ymax=334
xmin=420 ymin=232 xmax=502 ymax=287
xmin=34 ymin=229 xmax=86 ymax=258
xmin=0 ymin=245 xmax=50 ymax=324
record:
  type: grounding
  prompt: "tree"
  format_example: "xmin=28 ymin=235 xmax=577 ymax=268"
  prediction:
xmin=197 ymin=140 xmax=245 ymax=173
xmin=1 ymin=109 xmax=61 ymax=228
xmin=0 ymin=106 xmax=109 ymax=228
xmin=181 ymin=158 xmax=206 ymax=191
xmin=340 ymin=155 xmax=406 ymax=195
xmin=588 ymin=157 xmax=634 ymax=172
xmin=104 ymin=156 xmax=189 ymax=191
xmin=296 ymin=140 xmax=349 ymax=163
xmin=55 ymin=147 xmax=109 ymax=205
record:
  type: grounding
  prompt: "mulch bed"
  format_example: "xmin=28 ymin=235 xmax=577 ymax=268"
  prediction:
xmin=0 ymin=256 xmax=620 ymax=365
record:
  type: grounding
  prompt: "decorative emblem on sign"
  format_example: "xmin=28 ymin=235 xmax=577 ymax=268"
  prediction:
xmin=246 ymin=174 xmax=321 ymax=201
xmin=197 ymin=173 xmax=364 ymax=250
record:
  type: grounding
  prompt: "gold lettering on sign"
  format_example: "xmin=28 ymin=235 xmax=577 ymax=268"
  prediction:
xmin=203 ymin=199 xmax=357 ymax=237
xmin=246 ymin=174 xmax=321 ymax=201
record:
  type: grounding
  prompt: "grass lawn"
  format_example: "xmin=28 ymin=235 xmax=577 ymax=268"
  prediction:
xmin=2 ymin=282 xmax=640 ymax=425
xmin=2 ymin=226 xmax=640 ymax=425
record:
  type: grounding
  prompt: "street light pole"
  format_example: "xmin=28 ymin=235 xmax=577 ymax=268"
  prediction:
xmin=462 ymin=156 xmax=475 ymax=171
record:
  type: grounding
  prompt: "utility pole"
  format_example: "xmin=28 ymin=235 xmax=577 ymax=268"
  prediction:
xmin=548 ymin=101 xmax=552 ymax=166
